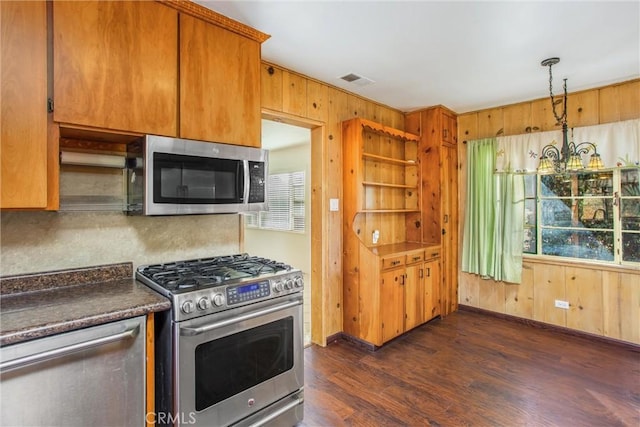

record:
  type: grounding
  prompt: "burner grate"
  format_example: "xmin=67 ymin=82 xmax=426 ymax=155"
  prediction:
xmin=137 ymin=254 xmax=292 ymax=292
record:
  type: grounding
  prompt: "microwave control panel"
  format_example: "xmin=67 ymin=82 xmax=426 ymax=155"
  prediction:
xmin=248 ymin=161 xmax=266 ymax=203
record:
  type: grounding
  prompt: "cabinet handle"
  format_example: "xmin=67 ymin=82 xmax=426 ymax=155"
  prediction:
xmin=427 ymin=267 xmax=431 ymax=277
xmin=419 ymin=269 xmax=424 ymax=279
xmin=443 ymin=129 xmax=448 ymax=139
xmin=400 ymin=274 xmax=405 ymax=285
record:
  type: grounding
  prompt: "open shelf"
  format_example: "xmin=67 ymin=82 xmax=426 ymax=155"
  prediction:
xmin=362 ymin=152 xmax=418 ymax=166
xmin=362 ymin=181 xmax=417 ymax=189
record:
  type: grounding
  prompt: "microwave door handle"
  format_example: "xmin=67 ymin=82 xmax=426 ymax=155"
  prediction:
xmin=242 ymin=160 xmax=250 ymax=203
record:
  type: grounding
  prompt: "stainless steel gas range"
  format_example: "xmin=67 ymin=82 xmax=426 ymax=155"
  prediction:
xmin=136 ymin=254 xmax=304 ymax=427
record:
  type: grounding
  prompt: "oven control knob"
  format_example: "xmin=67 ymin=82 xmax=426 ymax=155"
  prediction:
xmin=285 ymin=279 xmax=294 ymax=290
xmin=197 ymin=297 xmax=210 ymax=310
xmin=212 ymin=293 xmax=225 ymax=307
xmin=295 ymin=277 xmax=304 ymax=288
xmin=181 ymin=300 xmax=195 ymax=314
xmin=274 ymin=281 xmax=284 ymax=292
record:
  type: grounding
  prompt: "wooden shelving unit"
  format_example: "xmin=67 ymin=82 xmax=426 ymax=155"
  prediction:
xmin=342 ymin=118 xmax=441 ymax=348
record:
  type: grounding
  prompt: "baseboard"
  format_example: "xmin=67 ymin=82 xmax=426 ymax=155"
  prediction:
xmin=458 ymin=304 xmax=640 ymax=353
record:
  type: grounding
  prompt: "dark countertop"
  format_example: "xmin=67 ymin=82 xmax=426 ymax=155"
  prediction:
xmin=0 ymin=263 xmax=171 ymax=346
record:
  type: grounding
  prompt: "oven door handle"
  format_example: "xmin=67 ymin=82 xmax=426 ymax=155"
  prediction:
xmin=180 ymin=299 xmax=302 ymax=336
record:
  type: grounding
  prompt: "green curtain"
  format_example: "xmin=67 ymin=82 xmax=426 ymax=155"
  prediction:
xmin=492 ymin=173 xmax=524 ymax=283
xmin=462 ymin=138 xmax=496 ymax=277
xmin=462 ymin=138 xmax=524 ymax=284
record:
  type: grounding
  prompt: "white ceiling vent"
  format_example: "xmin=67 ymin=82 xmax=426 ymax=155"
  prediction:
xmin=339 ymin=73 xmax=375 ymax=87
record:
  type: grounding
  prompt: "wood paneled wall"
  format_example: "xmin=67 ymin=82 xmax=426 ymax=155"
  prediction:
xmin=457 ymin=79 xmax=640 ymax=345
xmin=260 ymin=61 xmax=405 ymax=345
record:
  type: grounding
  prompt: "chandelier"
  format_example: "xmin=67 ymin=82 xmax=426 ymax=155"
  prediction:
xmin=537 ymin=57 xmax=604 ymax=174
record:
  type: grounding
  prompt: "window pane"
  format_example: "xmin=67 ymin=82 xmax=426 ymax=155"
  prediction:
xmin=622 ymin=199 xmax=640 ymax=231
xmin=578 ymin=198 xmax=613 ymax=229
xmin=524 ymin=227 xmax=536 ymax=254
xmin=524 ymin=174 xmax=536 ymax=198
xmin=622 ymin=232 xmax=640 ymax=262
xmin=541 ymin=228 xmax=614 ymax=261
xmin=541 ymin=174 xmax=572 ymax=197
xmin=621 ymin=168 xmax=639 ymax=196
xmin=541 ymin=199 xmax=573 ymax=227
xmin=577 ymin=172 xmax=612 ymax=196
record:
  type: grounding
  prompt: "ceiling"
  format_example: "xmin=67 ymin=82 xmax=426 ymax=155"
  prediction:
xmin=197 ymin=1 xmax=639 ymax=115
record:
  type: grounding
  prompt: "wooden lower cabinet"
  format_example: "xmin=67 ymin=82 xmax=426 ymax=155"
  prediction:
xmin=423 ymin=252 xmax=442 ymax=321
xmin=380 ymin=266 xmax=405 ymax=343
xmin=344 ymin=242 xmax=440 ymax=347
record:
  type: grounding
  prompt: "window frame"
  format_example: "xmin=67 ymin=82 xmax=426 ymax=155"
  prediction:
xmin=523 ymin=167 xmax=640 ymax=266
xmin=244 ymin=170 xmax=306 ymax=234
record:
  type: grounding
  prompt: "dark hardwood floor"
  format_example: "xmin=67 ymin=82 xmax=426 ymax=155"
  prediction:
xmin=300 ymin=310 xmax=640 ymax=427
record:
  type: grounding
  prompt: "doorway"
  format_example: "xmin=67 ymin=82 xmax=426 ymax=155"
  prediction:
xmin=243 ymin=118 xmax=312 ymax=344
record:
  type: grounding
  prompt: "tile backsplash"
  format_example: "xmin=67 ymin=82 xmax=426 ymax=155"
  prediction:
xmin=0 ymin=211 xmax=240 ymax=276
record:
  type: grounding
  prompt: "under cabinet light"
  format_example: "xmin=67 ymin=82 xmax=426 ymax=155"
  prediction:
xmin=60 ymin=151 xmax=126 ymax=168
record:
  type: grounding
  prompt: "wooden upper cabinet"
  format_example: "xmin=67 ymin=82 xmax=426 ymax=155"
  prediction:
xmin=1 ymin=1 xmax=49 ymax=209
xmin=53 ymin=1 xmax=178 ymax=136
xmin=180 ymin=14 xmax=261 ymax=147
xmin=442 ymin=110 xmax=457 ymax=145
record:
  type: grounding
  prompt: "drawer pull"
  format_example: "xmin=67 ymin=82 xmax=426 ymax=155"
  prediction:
xmin=391 ymin=260 xmax=400 ymax=266
xmin=412 ymin=256 xmax=421 ymax=262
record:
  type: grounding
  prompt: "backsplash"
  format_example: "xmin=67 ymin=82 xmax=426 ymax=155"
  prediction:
xmin=0 ymin=211 xmax=240 ymax=276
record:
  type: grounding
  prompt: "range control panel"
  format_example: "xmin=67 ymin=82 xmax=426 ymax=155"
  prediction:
xmin=173 ymin=271 xmax=304 ymax=321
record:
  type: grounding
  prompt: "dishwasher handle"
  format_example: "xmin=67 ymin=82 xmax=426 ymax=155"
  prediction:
xmin=0 ymin=324 xmax=140 ymax=373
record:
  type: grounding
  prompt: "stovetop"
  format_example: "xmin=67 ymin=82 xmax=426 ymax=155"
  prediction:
xmin=137 ymin=253 xmax=292 ymax=294
xmin=136 ymin=254 xmax=303 ymax=322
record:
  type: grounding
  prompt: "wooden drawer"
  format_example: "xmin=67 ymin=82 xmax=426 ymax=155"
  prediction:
xmin=425 ymin=248 xmax=441 ymax=260
xmin=405 ymin=251 xmax=424 ymax=265
xmin=381 ymin=255 xmax=405 ymax=270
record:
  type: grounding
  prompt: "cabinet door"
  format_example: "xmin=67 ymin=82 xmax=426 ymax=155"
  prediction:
xmin=442 ymin=111 xmax=457 ymax=145
xmin=441 ymin=144 xmax=458 ymax=315
xmin=423 ymin=258 xmax=441 ymax=321
xmin=180 ymin=14 xmax=261 ymax=147
xmin=53 ymin=1 xmax=178 ymax=135
xmin=1 ymin=1 xmax=48 ymax=208
xmin=404 ymin=263 xmax=424 ymax=331
xmin=380 ymin=268 xmax=404 ymax=343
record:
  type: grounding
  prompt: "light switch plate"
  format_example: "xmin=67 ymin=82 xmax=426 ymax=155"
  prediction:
xmin=329 ymin=198 xmax=339 ymax=211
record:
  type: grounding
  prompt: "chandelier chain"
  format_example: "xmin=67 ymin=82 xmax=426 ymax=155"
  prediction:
xmin=547 ymin=64 xmax=567 ymax=126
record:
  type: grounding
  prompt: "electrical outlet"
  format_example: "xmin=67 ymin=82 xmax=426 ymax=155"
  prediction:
xmin=554 ymin=299 xmax=570 ymax=309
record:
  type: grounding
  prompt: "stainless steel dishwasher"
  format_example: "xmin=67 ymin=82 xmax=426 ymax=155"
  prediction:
xmin=0 ymin=316 xmax=146 ymax=427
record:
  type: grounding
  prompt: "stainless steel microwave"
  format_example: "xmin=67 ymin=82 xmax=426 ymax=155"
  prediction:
xmin=126 ymin=135 xmax=268 ymax=215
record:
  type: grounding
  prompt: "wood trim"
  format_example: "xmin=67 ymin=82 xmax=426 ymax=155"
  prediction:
xmin=158 ymin=0 xmax=270 ymax=43
xmin=146 ymin=313 xmax=155 ymax=427
xmin=357 ymin=117 xmax=420 ymax=141
xmin=458 ymin=304 xmax=640 ymax=353
xmin=523 ymin=256 xmax=640 ymax=274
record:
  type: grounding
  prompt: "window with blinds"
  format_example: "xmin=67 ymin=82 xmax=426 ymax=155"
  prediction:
xmin=244 ymin=171 xmax=305 ymax=233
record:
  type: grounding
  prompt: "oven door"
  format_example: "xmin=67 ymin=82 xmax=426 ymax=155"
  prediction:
xmin=174 ymin=295 xmax=304 ymax=427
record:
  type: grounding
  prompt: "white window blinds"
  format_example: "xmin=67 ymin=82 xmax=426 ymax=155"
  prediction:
xmin=245 ymin=171 xmax=305 ymax=233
